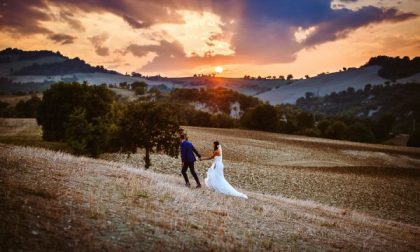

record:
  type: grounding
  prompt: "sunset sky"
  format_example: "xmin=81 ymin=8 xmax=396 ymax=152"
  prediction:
xmin=0 ymin=0 xmax=419 ymax=77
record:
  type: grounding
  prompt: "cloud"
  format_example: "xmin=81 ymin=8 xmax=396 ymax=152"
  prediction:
xmin=0 ymin=0 xmax=51 ymax=35
xmin=303 ymin=6 xmax=417 ymax=46
xmin=48 ymin=33 xmax=76 ymax=44
xmin=0 ymin=0 xmax=417 ymax=72
xmin=58 ymin=10 xmax=85 ymax=31
xmin=123 ymin=15 xmax=148 ymax=29
xmin=226 ymin=0 xmax=417 ymax=64
xmin=125 ymin=40 xmax=235 ymax=72
xmin=89 ymin=33 xmax=110 ymax=56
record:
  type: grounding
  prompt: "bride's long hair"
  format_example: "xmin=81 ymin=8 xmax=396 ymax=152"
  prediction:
xmin=213 ymin=141 xmax=220 ymax=151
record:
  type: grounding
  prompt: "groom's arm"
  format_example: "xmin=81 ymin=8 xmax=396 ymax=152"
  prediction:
xmin=192 ymin=145 xmax=201 ymax=158
xmin=180 ymin=143 xmax=187 ymax=162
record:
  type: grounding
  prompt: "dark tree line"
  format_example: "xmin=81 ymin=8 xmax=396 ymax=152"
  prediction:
xmin=0 ymin=96 xmax=41 ymax=118
xmin=36 ymin=82 xmax=182 ymax=167
xmin=296 ymin=83 xmax=420 ymax=137
xmin=11 ymin=81 xmax=419 ymax=160
xmin=15 ymin=58 xmax=118 ymax=76
xmin=365 ymin=56 xmax=420 ymax=80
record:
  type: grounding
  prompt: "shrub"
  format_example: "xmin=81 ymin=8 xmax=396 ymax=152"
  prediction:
xmin=372 ymin=114 xmax=395 ymax=141
xmin=15 ymin=96 xmax=41 ymax=117
xmin=407 ymin=129 xmax=420 ymax=147
xmin=296 ymin=111 xmax=314 ymax=129
xmin=325 ymin=121 xmax=348 ymax=140
xmin=347 ymin=122 xmax=376 ymax=143
xmin=240 ymin=104 xmax=279 ymax=132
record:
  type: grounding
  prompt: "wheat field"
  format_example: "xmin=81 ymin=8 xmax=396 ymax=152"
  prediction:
xmin=1 ymin=119 xmax=420 ymax=251
xmin=106 ymin=126 xmax=420 ymax=225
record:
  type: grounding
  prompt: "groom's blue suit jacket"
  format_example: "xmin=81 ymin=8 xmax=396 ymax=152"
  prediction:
xmin=180 ymin=140 xmax=201 ymax=163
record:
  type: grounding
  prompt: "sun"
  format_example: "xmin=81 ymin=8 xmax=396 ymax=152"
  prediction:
xmin=215 ymin=66 xmax=224 ymax=74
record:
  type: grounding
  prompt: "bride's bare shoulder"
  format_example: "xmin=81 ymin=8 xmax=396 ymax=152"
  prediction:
xmin=214 ymin=149 xmax=221 ymax=156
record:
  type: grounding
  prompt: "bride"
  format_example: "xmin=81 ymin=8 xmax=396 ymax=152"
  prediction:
xmin=200 ymin=141 xmax=248 ymax=199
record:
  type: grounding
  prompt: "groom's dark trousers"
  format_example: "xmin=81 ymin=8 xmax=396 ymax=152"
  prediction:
xmin=181 ymin=162 xmax=200 ymax=185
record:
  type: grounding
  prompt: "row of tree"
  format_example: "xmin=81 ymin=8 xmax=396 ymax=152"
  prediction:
xmin=0 ymin=96 xmax=42 ymax=118
xmin=243 ymin=74 xmax=294 ymax=80
xmin=7 ymin=82 xmax=419 ymax=169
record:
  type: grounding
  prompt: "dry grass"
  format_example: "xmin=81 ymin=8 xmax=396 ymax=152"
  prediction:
xmin=0 ymin=118 xmax=68 ymax=151
xmin=104 ymin=126 xmax=420 ymax=226
xmin=1 ymin=118 xmax=420 ymax=250
xmin=1 ymin=144 xmax=420 ymax=251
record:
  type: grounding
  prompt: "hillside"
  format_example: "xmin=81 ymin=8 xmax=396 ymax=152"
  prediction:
xmin=1 ymin=118 xmax=420 ymax=250
xmin=2 ymin=49 xmax=419 ymax=106
xmin=295 ymin=82 xmax=420 ymax=133
xmin=2 ymin=144 xmax=420 ymax=251
xmin=257 ymin=66 xmax=420 ymax=104
xmin=0 ymin=48 xmax=153 ymax=87
xmin=0 ymin=48 xmax=116 ymax=76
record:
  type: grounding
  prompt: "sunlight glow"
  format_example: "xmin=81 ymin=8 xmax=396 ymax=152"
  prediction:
xmin=215 ymin=66 xmax=224 ymax=74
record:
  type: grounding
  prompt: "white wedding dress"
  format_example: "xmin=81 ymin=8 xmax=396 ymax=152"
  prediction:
xmin=204 ymin=146 xmax=248 ymax=199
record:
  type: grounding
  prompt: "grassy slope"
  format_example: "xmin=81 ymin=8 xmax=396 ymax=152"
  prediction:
xmin=1 ymin=118 xmax=420 ymax=250
xmin=108 ymin=126 xmax=420 ymax=225
xmin=1 ymin=144 xmax=419 ymax=251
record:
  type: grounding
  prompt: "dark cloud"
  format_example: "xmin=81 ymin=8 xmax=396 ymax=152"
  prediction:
xmin=48 ymin=33 xmax=76 ymax=44
xmin=58 ymin=10 xmax=85 ymax=31
xmin=89 ymin=33 xmax=110 ymax=56
xmin=226 ymin=0 xmax=417 ymax=64
xmin=303 ymin=6 xmax=417 ymax=46
xmin=0 ymin=0 xmax=51 ymax=34
xmin=123 ymin=15 xmax=148 ymax=29
xmin=0 ymin=0 xmax=417 ymax=71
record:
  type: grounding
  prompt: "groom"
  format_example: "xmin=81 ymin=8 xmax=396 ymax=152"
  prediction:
xmin=180 ymin=134 xmax=202 ymax=188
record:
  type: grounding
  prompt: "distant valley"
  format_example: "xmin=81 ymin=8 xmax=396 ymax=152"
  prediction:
xmin=2 ymin=48 xmax=419 ymax=105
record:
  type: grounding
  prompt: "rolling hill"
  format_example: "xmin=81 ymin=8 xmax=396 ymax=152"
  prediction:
xmin=0 ymin=48 xmax=164 ymax=88
xmin=1 ymin=118 xmax=420 ymax=250
xmin=257 ymin=66 xmax=420 ymax=104
xmin=1 ymin=48 xmax=419 ymax=106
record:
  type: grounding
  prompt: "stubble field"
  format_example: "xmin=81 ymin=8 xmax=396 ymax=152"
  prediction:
xmin=106 ymin=126 xmax=420 ymax=225
xmin=1 ymin=118 xmax=420 ymax=251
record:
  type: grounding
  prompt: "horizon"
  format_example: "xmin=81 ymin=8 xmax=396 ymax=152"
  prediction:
xmin=1 ymin=0 xmax=419 ymax=78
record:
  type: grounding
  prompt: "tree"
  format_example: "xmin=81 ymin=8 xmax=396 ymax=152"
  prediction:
xmin=65 ymin=107 xmax=112 ymax=157
xmin=64 ymin=108 xmax=94 ymax=155
xmin=240 ymin=104 xmax=279 ymax=132
xmin=347 ymin=122 xmax=376 ymax=143
xmin=37 ymin=82 xmax=114 ymax=141
xmin=131 ymin=81 xmax=147 ymax=90
xmin=0 ymin=101 xmax=13 ymax=117
xmin=116 ymin=102 xmax=182 ymax=168
xmin=317 ymin=119 xmax=330 ymax=136
xmin=325 ymin=121 xmax=348 ymax=140
xmin=15 ymin=96 xmax=41 ymax=117
xmin=287 ymin=74 xmax=293 ymax=80
xmin=372 ymin=114 xmax=395 ymax=141
xmin=134 ymin=86 xmax=147 ymax=95
xmin=407 ymin=128 xmax=420 ymax=147
xmin=296 ymin=111 xmax=314 ymax=129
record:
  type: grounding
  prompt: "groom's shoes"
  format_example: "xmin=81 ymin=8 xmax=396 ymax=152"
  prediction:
xmin=185 ymin=183 xmax=191 ymax=188
xmin=196 ymin=184 xmax=202 ymax=188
